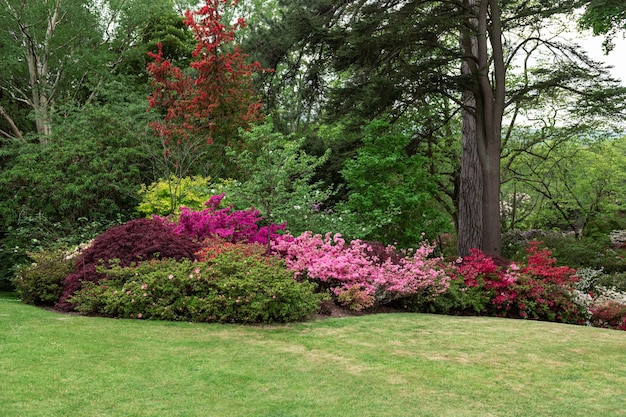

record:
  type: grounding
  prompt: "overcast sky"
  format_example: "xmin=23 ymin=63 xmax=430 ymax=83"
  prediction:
xmin=576 ymin=33 xmax=626 ymax=84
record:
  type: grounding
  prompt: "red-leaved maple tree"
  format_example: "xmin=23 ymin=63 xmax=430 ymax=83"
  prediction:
xmin=147 ymin=0 xmax=267 ymax=180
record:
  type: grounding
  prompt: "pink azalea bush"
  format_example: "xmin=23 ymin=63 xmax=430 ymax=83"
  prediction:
xmin=156 ymin=193 xmax=285 ymax=245
xmin=272 ymin=231 xmax=449 ymax=310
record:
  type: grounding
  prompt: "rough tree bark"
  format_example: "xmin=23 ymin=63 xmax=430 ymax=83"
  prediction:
xmin=457 ymin=0 xmax=505 ymax=257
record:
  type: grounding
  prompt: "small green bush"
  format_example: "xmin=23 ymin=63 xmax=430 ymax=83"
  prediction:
xmin=70 ymin=249 xmax=326 ymax=323
xmin=405 ymin=278 xmax=490 ymax=315
xmin=597 ymin=272 xmax=626 ymax=292
xmin=12 ymin=248 xmax=76 ymax=306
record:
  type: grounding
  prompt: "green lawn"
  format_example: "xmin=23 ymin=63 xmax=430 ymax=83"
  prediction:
xmin=1 ymin=295 xmax=625 ymax=417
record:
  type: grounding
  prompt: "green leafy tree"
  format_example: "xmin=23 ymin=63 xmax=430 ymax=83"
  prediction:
xmin=337 ymin=120 xmax=451 ymax=247
xmin=252 ymin=0 xmax=625 ymax=256
xmin=0 ymin=0 xmax=190 ymax=141
xmin=0 ymin=0 xmax=103 ymax=139
xmin=0 ymin=81 xmax=153 ymax=288
xmin=226 ymin=118 xmax=333 ymax=238
xmin=580 ymin=0 xmax=626 ymax=52
xmin=115 ymin=10 xmax=196 ymax=83
xmin=503 ymin=131 xmax=626 ymax=237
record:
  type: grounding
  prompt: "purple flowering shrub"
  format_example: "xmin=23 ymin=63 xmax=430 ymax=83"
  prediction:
xmin=157 ymin=193 xmax=285 ymax=245
xmin=272 ymin=231 xmax=449 ymax=310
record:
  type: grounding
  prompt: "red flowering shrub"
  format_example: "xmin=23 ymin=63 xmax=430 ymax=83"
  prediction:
xmin=523 ymin=241 xmax=577 ymax=285
xmin=55 ymin=218 xmax=201 ymax=311
xmin=422 ymin=242 xmax=588 ymax=325
xmin=590 ymin=301 xmax=626 ymax=330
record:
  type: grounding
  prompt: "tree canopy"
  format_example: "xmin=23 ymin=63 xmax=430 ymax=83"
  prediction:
xmin=248 ymin=0 xmax=625 ymax=255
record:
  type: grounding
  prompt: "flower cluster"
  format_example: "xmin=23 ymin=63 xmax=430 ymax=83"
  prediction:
xmin=522 ymin=241 xmax=576 ymax=285
xmin=157 ymin=194 xmax=285 ymax=245
xmin=272 ymin=231 xmax=449 ymax=310
xmin=447 ymin=242 xmax=587 ymax=324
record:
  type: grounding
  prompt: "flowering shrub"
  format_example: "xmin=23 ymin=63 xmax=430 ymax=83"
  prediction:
xmin=419 ymin=242 xmax=588 ymax=325
xmin=272 ymin=231 xmax=449 ymax=310
xmin=69 ymin=252 xmax=326 ymax=323
xmin=336 ymin=285 xmax=376 ymax=311
xmin=195 ymin=238 xmax=266 ymax=262
xmin=589 ymin=301 xmax=626 ymax=330
xmin=55 ymin=218 xmax=201 ymax=311
xmin=522 ymin=242 xmax=576 ymax=285
xmin=157 ymin=193 xmax=285 ymax=245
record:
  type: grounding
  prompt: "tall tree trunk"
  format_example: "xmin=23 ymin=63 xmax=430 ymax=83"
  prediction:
xmin=458 ymin=89 xmax=483 ymax=256
xmin=457 ymin=0 xmax=504 ymax=257
xmin=480 ymin=0 xmax=505 ymax=256
xmin=457 ymin=0 xmax=483 ymax=256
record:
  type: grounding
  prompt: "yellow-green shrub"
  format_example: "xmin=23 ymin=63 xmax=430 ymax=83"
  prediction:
xmin=136 ymin=175 xmax=234 ymax=217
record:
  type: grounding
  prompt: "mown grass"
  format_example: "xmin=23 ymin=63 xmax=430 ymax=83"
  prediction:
xmin=1 ymin=296 xmax=625 ymax=417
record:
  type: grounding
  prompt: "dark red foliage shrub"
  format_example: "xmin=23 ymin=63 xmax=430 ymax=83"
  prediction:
xmin=55 ymin=218 xmax=201 ymax=311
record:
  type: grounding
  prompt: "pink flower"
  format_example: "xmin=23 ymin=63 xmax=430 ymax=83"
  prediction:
xmin=137 ymin=313 xmax=143 ymax=319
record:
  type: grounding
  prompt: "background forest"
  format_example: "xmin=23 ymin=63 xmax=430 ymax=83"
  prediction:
xmin=1 ymin=0 xmax=625 ymax=306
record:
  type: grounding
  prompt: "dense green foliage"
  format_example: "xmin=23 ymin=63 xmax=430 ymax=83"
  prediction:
xmin=12 ymin=248 xmax=76 ymax=306
xmin=501 ymin=133 xmax=626 ymax=236
xmin=336 ymin=120 xmax=451 ymax=246
xmin=580 ymin=0 xmax=626 ymax=51
xmin=0 ymin=95 xmax=153 ymax=288
xmin=70 ymin=249 xmax=325 ymax=323
xmin=137 ymin=175 xmax=232 ymax=217
xmin=226 ymin=119 xmax=334 ymax=236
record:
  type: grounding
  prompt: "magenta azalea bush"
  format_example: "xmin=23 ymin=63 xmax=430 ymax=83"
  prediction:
xmin=419 ymin=242 xmax=589 ymax=324
xmin=157 ymin=194 xmax=285 ymax=245
xmin=272 ymin=231 xmax=449 ymax=310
